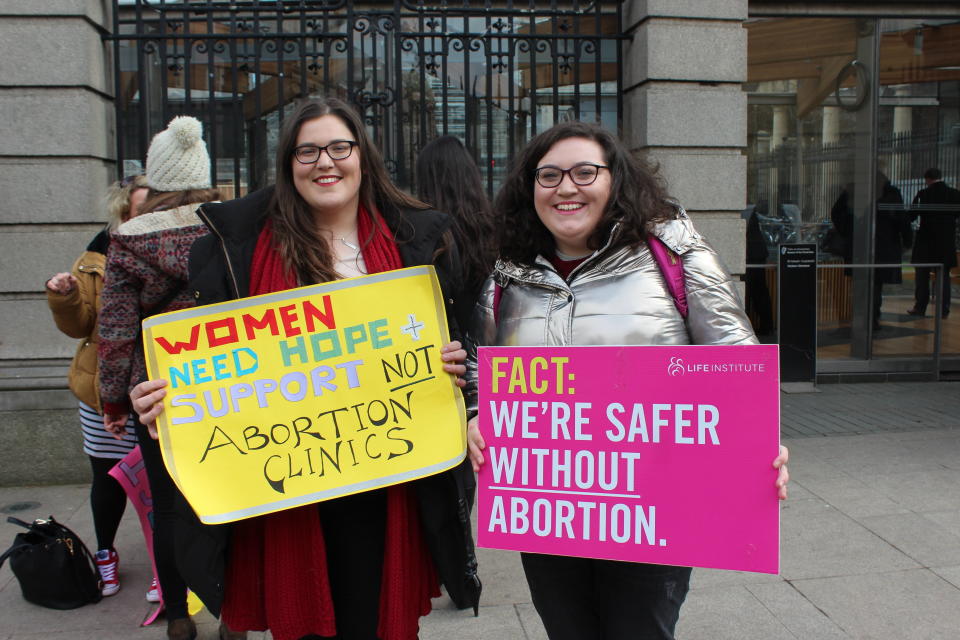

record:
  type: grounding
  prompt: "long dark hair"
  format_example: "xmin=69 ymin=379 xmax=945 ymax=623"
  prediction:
xmin=494 ymin=121 xmax=674 ymax=264
xmin=270 ymin=97 xmax=428 ymax=284
xmin=416 ymin=135 xmax=496 ymax=294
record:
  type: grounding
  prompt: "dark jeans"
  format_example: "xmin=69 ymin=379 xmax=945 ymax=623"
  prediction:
xmin=521 ymin=553 xmax=691 ymax=640
xmin=307 ymin=489 xmax=387 ymax=640
xmin=914 ymin=265 xmax=952 ymax=316
xmin=135 ymin=419 xmax=190 ymax=619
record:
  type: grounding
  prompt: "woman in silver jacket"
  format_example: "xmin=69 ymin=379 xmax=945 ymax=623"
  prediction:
xmin=465 ymin=121 xmax=788 ymax=640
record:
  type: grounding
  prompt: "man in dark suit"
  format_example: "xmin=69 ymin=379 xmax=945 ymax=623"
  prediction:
xmin=907 ymin=168 xmax=960 ymax=319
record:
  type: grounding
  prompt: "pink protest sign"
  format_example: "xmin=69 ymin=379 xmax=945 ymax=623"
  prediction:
xmin=109 ymin=447 xmax=164 ymax=625
xmin=476 ymin=344 xmax=780 ymax=574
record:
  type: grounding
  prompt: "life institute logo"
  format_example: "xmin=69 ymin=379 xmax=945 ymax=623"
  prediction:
xmin=667 ymin=357 xmax=685 ymax=376
xmin=667 ymin=355 xmax=767 ymax=375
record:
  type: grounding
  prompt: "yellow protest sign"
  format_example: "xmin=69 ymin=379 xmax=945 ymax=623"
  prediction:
xmin=142 ymin=266 xmax=466 ymax=524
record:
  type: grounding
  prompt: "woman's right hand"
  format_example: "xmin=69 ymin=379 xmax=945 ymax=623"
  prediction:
xmin=103 ymin=414 xmax=128 ymax=439
xmin=130 ymin=378 xmax=168 ymax=440
xmin=46 ymin=272 xmax=77 ymax=295
xmin=467 ymin=415 xmax=486 ymax=472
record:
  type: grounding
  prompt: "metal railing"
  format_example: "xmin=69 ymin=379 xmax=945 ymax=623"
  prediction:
xmin=104 ymin=1 xmax=625 ymax=196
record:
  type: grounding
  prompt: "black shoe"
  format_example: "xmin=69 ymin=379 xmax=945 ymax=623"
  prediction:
xmin=167 ymin=617 xmax=197 ymax=640
xmin=219 ymin=621 xmax=248 ymax=640
xmin=906 ymin=307 xmax=925 ymax=317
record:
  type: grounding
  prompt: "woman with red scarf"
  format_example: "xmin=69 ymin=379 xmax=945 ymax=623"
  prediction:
xmin=131 ymin=98 xmax=480 ymax=640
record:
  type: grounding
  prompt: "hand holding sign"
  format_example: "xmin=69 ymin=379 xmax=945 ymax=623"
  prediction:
xmin=774 ymin=445 xmax=790 ymax=500
xmin=130 ymin=378 xmax=169 ymax=438
xmin=466 ymin=416 xmax=485 ymax=472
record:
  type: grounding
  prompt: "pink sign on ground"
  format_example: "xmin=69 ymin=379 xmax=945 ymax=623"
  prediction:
xmin=109 ymin=447 xmax=164 ymax=625
xmin=476 ymin=344 xmax=780 ymax=574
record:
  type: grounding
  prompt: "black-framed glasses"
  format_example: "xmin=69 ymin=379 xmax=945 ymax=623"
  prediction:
xmin=535 ymin=162 xmax=608 ymax=188
xmin=294 ymin=140 xmax=357 ymax=164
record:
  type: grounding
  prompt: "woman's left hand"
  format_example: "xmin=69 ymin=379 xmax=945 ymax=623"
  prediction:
xmin=773 ymin=444 xmax=789 ymax=500
xmin=441 ymin=340 xmax=467 ymax=388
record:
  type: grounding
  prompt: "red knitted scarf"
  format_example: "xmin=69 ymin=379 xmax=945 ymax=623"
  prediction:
xmin=221 ymin=205 xmax=439 ymax=640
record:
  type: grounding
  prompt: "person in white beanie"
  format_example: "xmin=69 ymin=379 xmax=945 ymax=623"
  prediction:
xmin=98 ymin=115 xmax=220 ymax=640
xmin=139 ymin=115 xmax=216 ymax=212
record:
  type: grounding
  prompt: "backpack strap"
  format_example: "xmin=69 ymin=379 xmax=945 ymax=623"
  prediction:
xmin=47 ymin=516 xmax=104 ymax=599
xmin=647 ymin=235 xmax=688 ymax=318
xmin=1 ymin=517 xmax=40 ymax=567
xmin=492 ymin=282 xmax=503 ymax=327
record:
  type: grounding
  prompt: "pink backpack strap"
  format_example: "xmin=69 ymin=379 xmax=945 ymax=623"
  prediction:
xmin=647 ymin=235 xmax=688 ymax=318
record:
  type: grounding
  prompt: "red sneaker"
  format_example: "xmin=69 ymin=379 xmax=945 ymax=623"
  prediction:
xmin=146 ymin=576 xmax=160 ymax=603
xmin=95 ymin=548 xmax=120 ymax=596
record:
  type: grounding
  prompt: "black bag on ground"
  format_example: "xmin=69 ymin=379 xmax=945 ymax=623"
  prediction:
xmin=0 ymin=515 xmax=102 ymax=609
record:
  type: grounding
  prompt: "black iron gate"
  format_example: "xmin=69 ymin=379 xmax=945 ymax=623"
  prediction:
xmin=106 ymin=1 xmax=624 ymax=198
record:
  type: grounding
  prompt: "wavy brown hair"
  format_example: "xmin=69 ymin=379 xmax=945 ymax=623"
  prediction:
xmin=494 ymin=121 xmax=674 ymax=264
xmin=270 ymin=97 xmax=429 ymax=284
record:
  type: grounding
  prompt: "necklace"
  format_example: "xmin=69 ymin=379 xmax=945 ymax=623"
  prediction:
xmin=337 ymin=236 xmax=359 ymax=251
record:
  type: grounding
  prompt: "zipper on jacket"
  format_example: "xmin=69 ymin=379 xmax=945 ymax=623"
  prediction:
xmin=196 ymin=205 xmax=241 ymax=299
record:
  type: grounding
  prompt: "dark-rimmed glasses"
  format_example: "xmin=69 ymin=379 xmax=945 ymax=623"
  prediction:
xmin=294 ymin=140 xmax=357 ymax=164
xmin=535 ymin=162 xmax=608 ymax=188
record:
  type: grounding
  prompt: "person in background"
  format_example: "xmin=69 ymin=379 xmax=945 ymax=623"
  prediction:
xmin=416 ymin=135 xmax=497 ymax=324
xmin=464 ymin=121 xmax=789 ymax=640
xmin=45 ymin=175 xmax=148 ymax=599
xmin=872 ymin=172 xmax=910 ymax=329
xmin=128 ymin=97 xmax=479 ymax=640
xmin=830 ymin=172 xmax=910 ymax=330
xmin=907 ymin=167 xmax=960 ymax=319
xmin=99 ymin=116 xmax=221 ymax=640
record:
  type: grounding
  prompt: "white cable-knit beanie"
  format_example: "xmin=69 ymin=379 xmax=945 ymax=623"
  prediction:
xmin=145 ymin=116 xmax=211 ymax=191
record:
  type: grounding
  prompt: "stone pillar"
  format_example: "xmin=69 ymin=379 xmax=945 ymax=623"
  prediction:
xmin=821 ymin=106 xmax=842 ymax=218
xmin=893 ymin=86 xmax=912 ymax=137
xmin=622 ymin=0 xmax=749 ymax=275
xmin=769 ymin=105 xmax=789 ymax=211
xmin=0 ymin=0 xmax=116 ymax=485
xmin=771 ymin=106 xmax=789 ymax=150
xmin=892 ymin=86 xmax=912 ymax=184
xmin=822 ymin=105 xmax=841 ymax=144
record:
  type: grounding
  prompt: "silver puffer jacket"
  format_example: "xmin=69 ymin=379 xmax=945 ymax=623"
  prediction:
xmin=464 ymin=208 xmax=757 ymax=414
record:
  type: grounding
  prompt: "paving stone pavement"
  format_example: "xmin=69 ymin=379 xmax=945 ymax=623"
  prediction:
xmin=1 ymin=381 xmax=958 ymax=639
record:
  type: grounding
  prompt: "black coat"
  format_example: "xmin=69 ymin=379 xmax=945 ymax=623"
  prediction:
xmin=830 ymin=180 xmax=911 ymax=284
xmin=911 ymin=180 xmax=960 ymax=268
xmin=173 ymin=187 xmax=480 ymax=616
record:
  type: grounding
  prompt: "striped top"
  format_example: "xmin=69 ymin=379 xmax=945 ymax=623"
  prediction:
xmin=79 ymin=401 xmax=137 ymax=458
